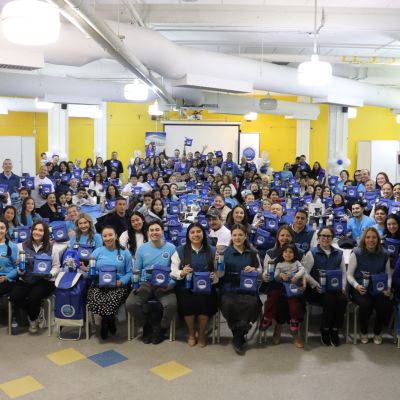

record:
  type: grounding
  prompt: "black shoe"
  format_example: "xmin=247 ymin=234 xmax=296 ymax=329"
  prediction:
xmin=330 ymin=329 xmax=340 ymax=347
xmin=232 ymin=330 xmax=245 ymax=355
xmin=152 ymin=327 xmax=166 ymax=345
xmin=100 ymin=318 xmax=108 ymax=340
xmin=320 ymin=328 xmax=331 ymax=346
xmin=108 ymin=317 xmax=117 ymax=335
xmin=142 ymin=323 xmax=153 ymax=344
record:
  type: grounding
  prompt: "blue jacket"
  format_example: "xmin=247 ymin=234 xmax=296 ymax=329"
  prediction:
xmin=176 ymin=245 xmax=216 ymax=273
xmin=0 ymin=173 xmax=20 ymax=194
xmin=91 ymin=246 xmax=132 ymax=287
xmin=0 ymin=241 xmax=18 ymax=281
xmin=310 ymin=245 xmax=343 ymax=281
xmin=353 ymin=247 xmax=388 ymax=285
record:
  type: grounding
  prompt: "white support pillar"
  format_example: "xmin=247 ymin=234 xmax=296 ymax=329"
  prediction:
xmin=48 ymin=104 xmax=69 ymax=158
xmin=94 ymin=102 xmax=107 ymax=160
xmin=295 ymin=96 xmax=311 ymax=159
xmin=327 ymin=105 xmax=349 ymax=175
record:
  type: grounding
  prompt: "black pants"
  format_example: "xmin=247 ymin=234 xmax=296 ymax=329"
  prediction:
xmin=9 ymin=279 xmax=55 ymax=320
xmin=351 ymin=290 xmax=392 ymax=335
xmin=0 ymin=280 xmax=15 ymax=296
xmin=306 ymin=287 xmax=347 ymax=329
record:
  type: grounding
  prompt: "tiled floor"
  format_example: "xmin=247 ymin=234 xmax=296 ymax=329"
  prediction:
xmin=0 ymin=318 xmax=399 ymax=400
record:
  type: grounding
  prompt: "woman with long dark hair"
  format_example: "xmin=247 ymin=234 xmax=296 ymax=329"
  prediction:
xmin=170 ymin=223 xmax=217 ymax=347
xmin=9 ymin=221 xmax=61 ymax=333
xmin=220 ymin=224 xmax=262 ymax=355
xmin=0 ymin=217 xmax=18 ymax=296
xmin=119 ymin=211 xmax=148 ymax=258
xmin=18 ymin=197 xmax=39 ymax=227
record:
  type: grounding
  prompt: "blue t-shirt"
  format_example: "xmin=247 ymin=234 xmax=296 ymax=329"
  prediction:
xmin=0 ymin=241 xmax=18 ymax=281
xmin=134 ymin=241 xmax=176 ymax=286
xmin=69 ymin=233 xmax=103 ymax=249
xmin=91 ymin=246 xmax=132 ymax=286
xmin=347 ymin=216 xmax=375 ymax=242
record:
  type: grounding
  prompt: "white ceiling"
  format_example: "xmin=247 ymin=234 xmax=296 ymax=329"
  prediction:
xmin=1 ymin=0 xmax=400 ymax=102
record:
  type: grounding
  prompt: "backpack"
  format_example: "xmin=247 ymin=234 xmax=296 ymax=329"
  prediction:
xmin=55 ymin=271 xmax=87 ymax=340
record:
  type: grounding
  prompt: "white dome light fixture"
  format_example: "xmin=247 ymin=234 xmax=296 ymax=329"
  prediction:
xmin=298 ymin=0 xmax=332 ymax=87
xmin=124 ymin=80 xmax=149 ymax=101
xmin=347 ymin=107 xmax=357 ymax=119
xmin=1 ymin=0 xmax=60 ymax=46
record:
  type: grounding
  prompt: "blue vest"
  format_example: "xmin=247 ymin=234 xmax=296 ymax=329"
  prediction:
xmin=310 ymin=246 xmax=343 ymax=281
xmin=293 ymin=227 xmax=314 ymax=252
xmin=176 ymin=245 xmax=215 ymax=273
xmin=22 ymin=242 xmax=53 ymax=284
xmin=353 ymin=247 xmax=388 ymax=285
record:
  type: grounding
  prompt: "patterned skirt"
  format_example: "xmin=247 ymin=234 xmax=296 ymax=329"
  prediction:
xmin=87 ymin=287 xmax=129 ymax=316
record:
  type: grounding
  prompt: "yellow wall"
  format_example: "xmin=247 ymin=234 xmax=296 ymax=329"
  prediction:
xmin=0 ymin=111 xmax=48 ymax=171
xmin=69 ymin=117 xmax=94 ymax=164
xmin=0 ymin=101 xmax=399 ymax=176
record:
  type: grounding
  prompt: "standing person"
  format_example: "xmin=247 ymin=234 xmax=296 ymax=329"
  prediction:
xmin=104 ymin=151 xmax=123 ymax=178
xmin=260 ymin=243 xmax=306 ymax=348
xmin=303 ymin=227 xmax=347 ymax=346
xmin=125 ymin=220 xmax=177 ymax=344
xmin=0 ymin=159 xmax=20 ymax=195
xmin=9 ymin=221 xmax=61 ymax=333
xmin=0 ymin=217 xmax=18 ymax=296
xmin=347 ymin=227 xmax=392 ymax=344
xmin=87 ymin=225 xmax=132 ymax=339
xmin=170 ymin=223 xmax=218 ymax=348
xmin=31 ymin=166 xmax=55 ymax=209
xmin=220 ymin=224 xmax=262 ymax=355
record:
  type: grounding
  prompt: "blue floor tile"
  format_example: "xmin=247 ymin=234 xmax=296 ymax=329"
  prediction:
xmin=88 ymin=350 xmax=128 ymax=368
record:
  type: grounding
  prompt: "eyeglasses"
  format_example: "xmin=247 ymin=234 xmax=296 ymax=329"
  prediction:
xmin=319 ymin=234 xmax=333 ymax=239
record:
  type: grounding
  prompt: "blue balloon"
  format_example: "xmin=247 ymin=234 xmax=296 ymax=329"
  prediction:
xmin=337 ymin=159 xmax=343 ymax=165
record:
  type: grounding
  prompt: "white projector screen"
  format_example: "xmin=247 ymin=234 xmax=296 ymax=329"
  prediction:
xmin=163 ymin=123 xmax=240 ymax=161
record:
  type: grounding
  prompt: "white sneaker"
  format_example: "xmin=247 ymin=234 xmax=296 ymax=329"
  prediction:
xmin=28 ymin=318 xmax=38 ymax=334
xmin=360 ymin=334 xmax=368 ymax=344
xmin=373 ymin=335 xmax=382 ymax=345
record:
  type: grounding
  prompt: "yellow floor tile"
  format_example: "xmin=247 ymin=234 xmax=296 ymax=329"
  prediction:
xmin=0 ymin=375 xmax=43 ymax=399
xmin=46 ymin=348 xmax=86 ymax=366
xmin=149 ymin=361 xmax=192 ymax=381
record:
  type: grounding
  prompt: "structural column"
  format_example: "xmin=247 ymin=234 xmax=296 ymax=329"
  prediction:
xmin=295 ymin=96 xmax=311 ymax=159
xmin=48 ymin=104 xmax=69 ymax=158
xmin=94 ymin=102 xmax=107 ymax=160
xmin=327 ymin=105 xmax=349 ymax=175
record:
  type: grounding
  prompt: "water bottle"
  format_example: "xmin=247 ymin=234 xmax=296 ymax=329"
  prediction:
xmin=185 ymin=272 xmax=193 ymax=289
xmin=267 ymin=260 xmax=275 ymax=281
xmin=133 ymin=269 xmax=139 ymax=289
xmin=217 ymin=253 xmax=224 ymax=273
xmin=14 ymin=229 xmax=18 ymax=244
xmin=48 ymin=226 xmax=53 ymax=240
xmin=19 ymin=250 xmax=26 ymax=272
xmin=11 ymin=317 xmax=18 ymax=335
xmin=319 ymin=270 xmax=327 ymax=293
xmin=89 ymin=256 xmax=96 ymax=277
xmin=362 ymin=271 xmax=370 ymax=289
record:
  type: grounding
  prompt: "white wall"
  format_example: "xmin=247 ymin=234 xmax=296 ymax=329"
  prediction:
xmin=0 ymin=136 xmax=36 ymax=176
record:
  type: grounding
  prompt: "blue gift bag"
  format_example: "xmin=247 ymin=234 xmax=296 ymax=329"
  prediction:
xmin=133 ymin=186 xmax=142 ymax=195
xmin=151 ymin=265 xmax=170 ymax=288
xmin=197 ymin=215 xmax=208 ymax=229
xmin=389 ymin=200 xmax=400 ymax=215
xmin=283 ymin=282 xmax=303 ymax=297
xmin=326 ymin=269 xmax=342 ymax=292
xmin=371 ymin=273 xmax=388 ymax=295
xmin=99 ymin=266 xmax=117 ymax=288
xmin=291 ymin=184 xmax=300 ymax=195
xmin=253 ymin=228 xmax=271 ymax=246
xmin=105 ymin=199 xmax=116 ymax=210
xmin=333 ymin=221 xmax=347 ymax=237
xmin=60 ymin=173 xmax=71 ymax=183
xmin=328 ymin=176 xmax=338 ymax=187
xmin=323 ymin=197 xmax=333 ymax=208
xmin=333 ymin=206 xmax=345 ymax=219
xmin=302 ymin=194 xmax=312 ymax=205
xmin=192 ymin=272 xmax=211 ymax=294
xmin=51 ymin=222 xmax=69 ymax=242
xmin=207 ymin=166 xmax=215 ymax=174
xmin=77 ymin=244 xmax=95 ymax=261
xmin=263 ymin=212 xmax=278 ymax=232
xmin=177 ymin=230 xmax=187 ymax=246
xmin=215 ymin=150 xmax=223 ymax=157
xmin=247 ymin=201 xmax=260 ymax=216
xmin=168 ymin=201 xmax=180 ymax=215
xmin=239 ymin=271 xmax=258 ymax=293
xmin=23 ymin=176 xmax=35 ymax=189
xmin=384 ymin=237 xmax=400 ymax=258
xmin=345 ymin=186 xmax=358 ymax=200
xmin=73 ymin=169 xmax=81 ymax=180
xmin=39 ymin=184 xmax=52 ymax=196
xmin=16 ymin=226 xmax=30 ymax=242
xmin=33 ymin=254 xmax=52 ymax=275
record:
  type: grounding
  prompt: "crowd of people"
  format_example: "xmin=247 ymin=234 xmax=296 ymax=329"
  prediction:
xmin=0 ymin=147 xmax=399 ymax=355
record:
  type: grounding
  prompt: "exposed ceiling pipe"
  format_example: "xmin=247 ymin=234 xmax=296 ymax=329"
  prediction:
xmin=46 ymin=0 xmax=174 ymax=104
xmin=114 ymin=24 xmax=400 ymax=109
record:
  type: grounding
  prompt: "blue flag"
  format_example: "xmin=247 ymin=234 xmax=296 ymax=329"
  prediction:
xmin=184 ymin=137 xmax=193 ymax=146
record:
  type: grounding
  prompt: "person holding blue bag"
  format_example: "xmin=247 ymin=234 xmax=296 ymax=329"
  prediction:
xmin=220 ymin=224 xmax=262 ymax=355
xmin=0 ymin=217 xmax=18 ymax=296
xmin=86 ymin=225 xmax=132 ymax=340
xmin=170 ymin=223 xmax=218 ymax=348
xmin=9 ymin=221 xmax=61 ymax=334
xmin=303 ymin=227 xmax=347 ymax=346
xmin=125 ymin=220 xmax=177 ymax=345
xmin=347 ymin=227 xmax=392 ymax=344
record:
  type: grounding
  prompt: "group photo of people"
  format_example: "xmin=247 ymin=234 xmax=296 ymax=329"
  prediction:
xmin=0 ymin=148 xmax=399 ymax=355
